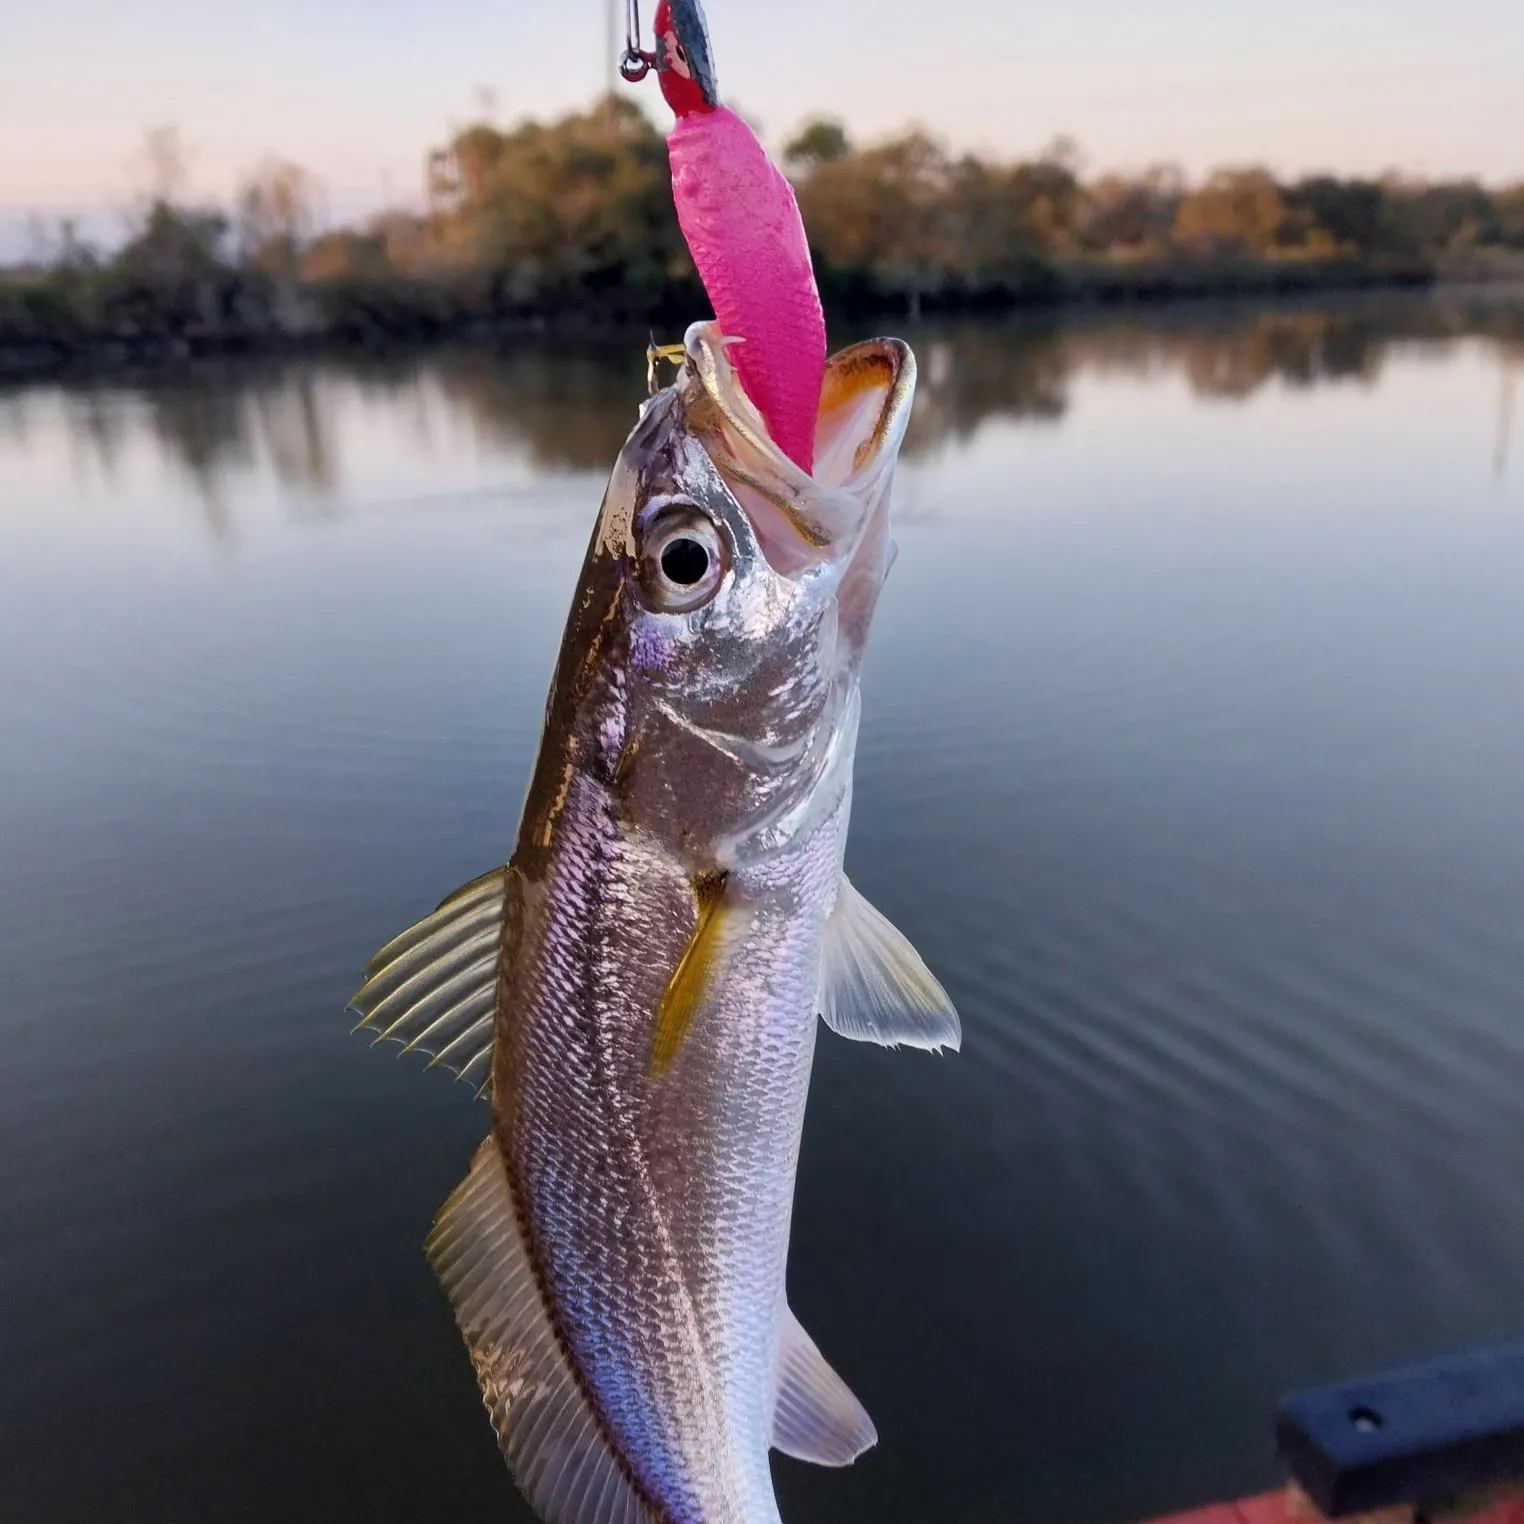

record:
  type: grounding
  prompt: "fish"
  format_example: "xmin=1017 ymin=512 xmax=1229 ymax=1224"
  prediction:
xmin=349 ymin=321 xmax=960 ymax=1524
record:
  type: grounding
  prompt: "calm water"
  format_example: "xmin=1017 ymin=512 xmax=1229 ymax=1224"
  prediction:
xmin=2 ymin=293 xmax=1522 ymax=1524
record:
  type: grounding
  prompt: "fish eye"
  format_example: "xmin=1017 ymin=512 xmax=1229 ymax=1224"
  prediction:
xmin=661 ymin=537 xmax=709 ymax=586
xmin=640 ymin=505 xmax=727 ymax=613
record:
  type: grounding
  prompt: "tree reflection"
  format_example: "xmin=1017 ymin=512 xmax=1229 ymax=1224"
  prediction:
xmin=1498 ymin=353 xmax=1519 ymax=483
xmin=0 ymin=393 xmax=27 ymax=451
xmin=906 ymin=321 xmax=1073 ymax=453
xmin=250 ymin=370 xmax=335 ymax=494
xmin=142 ymin=374 xmax=253 ymax=540
xmin=4 ymin=292 xmax=1519 ymax=536
xmin=429 ymin=343 xmax=648 ymax=471
xmin=70 ymin=389 xmax=129 ymax=489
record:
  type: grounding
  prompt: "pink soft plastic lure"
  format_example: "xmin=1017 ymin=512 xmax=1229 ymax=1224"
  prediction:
xmin=653 ymin=0 xmax=826 ymax=474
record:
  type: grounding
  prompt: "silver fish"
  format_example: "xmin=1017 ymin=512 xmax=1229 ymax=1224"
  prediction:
xmin=350 ymin=322 xmax=959 ymax=1524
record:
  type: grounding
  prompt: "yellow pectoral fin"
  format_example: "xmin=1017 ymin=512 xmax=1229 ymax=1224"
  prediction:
xmin=650 ymin=871 xmax=731 ymax=1078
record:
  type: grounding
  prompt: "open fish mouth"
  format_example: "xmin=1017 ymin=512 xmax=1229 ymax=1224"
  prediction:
xmin=676 ymin=321 xmax=916 ymax=576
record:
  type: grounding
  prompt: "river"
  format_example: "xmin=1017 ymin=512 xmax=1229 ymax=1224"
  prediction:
xmin=2 ymin=290 xmax=1521 ymax=1524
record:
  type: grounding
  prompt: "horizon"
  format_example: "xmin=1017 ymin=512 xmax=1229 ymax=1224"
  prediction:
xmin=2 ymin=0 xmax=1521 ymax=260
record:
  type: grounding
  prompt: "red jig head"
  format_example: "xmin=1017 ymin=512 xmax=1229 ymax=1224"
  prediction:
xmin=622 ymin=0 xmax=720 ymax=117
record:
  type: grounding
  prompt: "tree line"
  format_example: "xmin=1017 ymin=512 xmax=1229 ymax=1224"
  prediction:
xmin=3 ymin=99 xmax=1522 ymax=364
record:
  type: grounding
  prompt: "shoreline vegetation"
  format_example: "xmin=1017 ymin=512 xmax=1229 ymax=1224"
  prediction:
xmin=3 ymin=98 xmax=1522 ymax=374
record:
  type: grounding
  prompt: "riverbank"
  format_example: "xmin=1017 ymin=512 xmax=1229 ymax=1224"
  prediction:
xmin=9 ymin=99 xmax=1520 ymax=379
xmin=10 ymin=94 xmax=1521 ymax=379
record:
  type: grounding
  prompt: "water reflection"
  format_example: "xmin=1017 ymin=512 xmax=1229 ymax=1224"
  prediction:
xmin=251 ymin=372 xmax=335 ymax=496
xmin=431 ymin=345 xmax=653 ymax=470
xmin=1 ymin=289 xmax=1519 ymax=530
xmin=1499 ymin=356 xmax=1519 ymax=481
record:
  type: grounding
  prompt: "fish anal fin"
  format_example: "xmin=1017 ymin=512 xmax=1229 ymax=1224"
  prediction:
xmin=349 ymin=867 xmax=518 ymax=1098
xmin=770 ymin=1308 xmax=877 ymax=1467
xmin=818 ymin=877 xmax=961 ymax=1052
xmin=428 ymin=1139 xmax=654 ymax=1524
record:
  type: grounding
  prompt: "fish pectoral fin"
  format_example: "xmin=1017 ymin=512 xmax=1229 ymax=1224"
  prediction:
xmin=649 ymin=869 xmax=731 ymax=1078
xmin=429 ymin=1139 xmax=655 ymax=1524
xmin=818 ymin=876 xmax=961 ymax=1053
xmin=348 ymin=867 xmax=519 ymax=1099
xmin=770 ymin=1308 xmax=877 ymax=1467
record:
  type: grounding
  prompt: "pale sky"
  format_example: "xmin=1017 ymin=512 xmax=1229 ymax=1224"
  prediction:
xmin=2 ymin=0 xmax=1521 ymax=252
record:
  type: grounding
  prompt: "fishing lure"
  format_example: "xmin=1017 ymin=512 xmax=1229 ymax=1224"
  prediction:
xmin=625 ymin=0 xmax=827 ymax=474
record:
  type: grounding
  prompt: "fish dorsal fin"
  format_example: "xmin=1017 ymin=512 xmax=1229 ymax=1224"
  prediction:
xmin=428 ymin=1140 xmax=656 ymax=1524
xmin=819 ymin=877 xmax=961 ymax=1052
xmin=770 ymin=1308 xmax=877 ymax=1467
xmin=348 ymin=868 xmax=516 ymax=1098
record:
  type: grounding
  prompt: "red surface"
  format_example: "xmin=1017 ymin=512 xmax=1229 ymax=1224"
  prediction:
xmin=1145 ymin=1490 xmax=1524 ymax=1524
xmin=654 ymin=1 xmax=713 ymax=118
xmin=1150 ymin=1504 xmax=1244 ymax=1524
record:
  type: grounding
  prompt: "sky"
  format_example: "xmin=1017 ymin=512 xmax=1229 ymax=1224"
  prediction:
xmin=2 ymin=0 xmax=1521 ymax=254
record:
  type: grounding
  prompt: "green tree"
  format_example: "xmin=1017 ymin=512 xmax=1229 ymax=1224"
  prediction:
xmin=1493 ymin=184 xmax=1524 ymax=248
xmin=424 ymin=98 xmax=686 ymax=311
xmin=782 ymin=119 xmax=852 ymax=173
xmin=1379 ymin=177 xmax=1495 ymax=255
xmin=794 ymin=131 xmax=956 ymax=312
xmin=98 ymin=201 xmax=236 ymax=336
xmin=1080 ymin=166 xmax=1182 ymax=254
xmin=1288 ymin=176 xmax=1383 ymax=255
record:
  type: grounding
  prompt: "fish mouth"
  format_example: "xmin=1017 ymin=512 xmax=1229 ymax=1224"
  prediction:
xmin=677 ymin=321 xmax=916 ymax=576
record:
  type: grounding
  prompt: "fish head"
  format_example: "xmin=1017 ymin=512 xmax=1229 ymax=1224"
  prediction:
xmin=584 ymin=322 xmax=915 ymax=863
